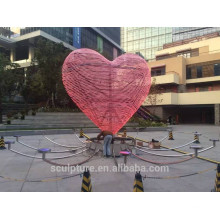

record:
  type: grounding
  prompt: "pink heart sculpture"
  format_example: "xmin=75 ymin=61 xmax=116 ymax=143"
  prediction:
xmin=62 ymin=49 xmax=151 ymax=134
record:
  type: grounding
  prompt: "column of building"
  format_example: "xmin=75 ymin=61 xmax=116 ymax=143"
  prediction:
xmin=215 ymin=104 xmax=220 ymax=125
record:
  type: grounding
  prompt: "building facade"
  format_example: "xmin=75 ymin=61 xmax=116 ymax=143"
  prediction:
xmin=0 ymin=27 xmax=122 ymax=101
xmin=0 ymin=27 xmax=122 ymax=62
xmin=144 ymin=34 xmax=220 ymax=125
xmin=96 ymin=27 xmax=120 ymax=45
xmin=172 ymin=27 xmax=220 ymax=42
xmin=121 ymin=27 xmax=173 ymax=61
xmin=121 ymin=27 xmax=220 ymax=62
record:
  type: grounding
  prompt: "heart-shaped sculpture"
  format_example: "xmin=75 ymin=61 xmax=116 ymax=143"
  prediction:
xmin=62 ymin=49 xmax=151 ymax=134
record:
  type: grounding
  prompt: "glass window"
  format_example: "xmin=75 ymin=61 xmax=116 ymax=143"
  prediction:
xmin=158 ymin=35 xmax=166 ymax=45
xmin=159 ymin=27 xmax=165 ymax=35
xmin=191 ymin=31 xmax=196 ymax=38
xmin=145 ymin=39 xmax=152 ymax=48
xmin=152 ymin=37 xmax=158 ymax=47
xmin=173 ymin=27 xmax=179 ymax=33
xmin=214 ymin=63 xmax=220 ymax=76
xmin=145 ymin=28 xmax=152 ymax=37
xmin=203 ymin=29 xmax=207 ymax=35
xmin=151 ymin=27 xmax=158 ymax=36
xmin=197 ymin=66 xmax=203 ymax=78
xmin=133 ymin=29 xmax=139 ymax=40
xmin=128 ymin=32 xmax=133 ymax=41
xmin=123 ymin=45 xmax=127 ymax=51
xmin=128 ymin=42 xmax=133 ymax=51
xmin=140 ymin=28 xmax=145 ymax=38
xmin=165 ymin=27 xmax=172 ymax=33
xmin=179 ymin=34 xmax=184 ymax=40
xmin=15 ymin=45 xmax=29 ymax=61
xmin=139 ymin=39 xmax=145 ymax=49
xmin=174 ymin=35 xmax=179 ymax=41
xmin=145 ymin=50 xmax=151 ymax=59
xmin=165 ymin=34 xmax=172 ymax=43
xmin=134 ymin=40 xmax=139 ymax=50
xmin=123 ymin=33 xmax=127 ymax=42
xmin=186 ymin=67 xmax=192 ymax=79
xmin=97 ymin=36 xmax=103 ymax=53
xmin=151 ymin=66 xmax=166 ymax=76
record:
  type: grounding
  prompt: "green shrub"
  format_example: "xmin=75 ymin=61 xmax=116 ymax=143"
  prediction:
xmin=41 ymin=107 xmax=81 ymax=112
xmin=7 ymin=112 xmax=13 ymax=119
xmin=20 ymin=111 xmax=25 ymax=120
xmin=129 ymin=116 xmax=166 ymax=127
xmin=31 ymin=108 xmax=37 ymax=116
xmin=13 ymin=113 xmax=19 ymax=119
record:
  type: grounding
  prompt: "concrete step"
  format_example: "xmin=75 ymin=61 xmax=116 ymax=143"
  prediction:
xmin=1 ymin=122 xmax=139 ymax=130
xmin=11 ymin=119 xmax=137 ymax=124
xmin=34 ymin=112 xmax=86 ymax=116
xmin=11 ymin=120 xmax=95 ymax=124
xmin=11 ymin=116 xmax=92 ymax=120
xmin=9 ymin=122 xmax=138 ymax=127
xmin=2 ymin=112 xmax=139 ymax=130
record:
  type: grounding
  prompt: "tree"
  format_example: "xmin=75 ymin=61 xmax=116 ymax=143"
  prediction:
xmin=31 ymin=38 xmax=71 ymax=107
xmin=0 ymin=52 xmax=21 ymax=123
xmin=143 ymin=78 xmax=163 ymax=115
xmin=21 ymin=66 xmax=47 ymax=104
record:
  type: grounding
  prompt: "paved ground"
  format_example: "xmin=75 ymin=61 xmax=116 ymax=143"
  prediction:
xmin=0 ymin=124 xmax=219 ymax=192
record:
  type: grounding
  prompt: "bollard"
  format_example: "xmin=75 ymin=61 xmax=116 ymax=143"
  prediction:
xmin=38 ymin=148 xmax=51 ymax=159
xmin=0 ymin=136 xmax=6 ymax=150
xmin=133 ymin=172 xmax=144 ymax=192
xmin=4 ymin=141 xmax=15 ymax=150
xmin=81 ymin=169 xmax=92 ymax=192
xmin=194 ymin=132 xmax=201 ymax=144
xmin=212 ymin=164 xmax=220 ymax=192
xmin=79 ymin=128 xmax=84 ymax=138
xmin=190 ymin=145 xmax=203 ymax=157
xmin=14 ymin=135 xmax=21 ymax=142
xmin=168 ymin=129 xmax=174 ymax=140
xmin=209 ymin=139 xmax=219 ymax=147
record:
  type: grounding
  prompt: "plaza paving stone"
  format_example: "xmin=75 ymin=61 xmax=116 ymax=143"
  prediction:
xmin=0 ymin=125 xmax=219 ymax=192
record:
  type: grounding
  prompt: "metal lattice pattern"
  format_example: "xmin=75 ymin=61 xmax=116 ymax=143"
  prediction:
xmin=62 ymin=49 xmax=151 ymax=134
